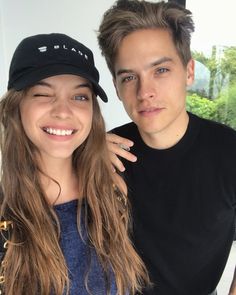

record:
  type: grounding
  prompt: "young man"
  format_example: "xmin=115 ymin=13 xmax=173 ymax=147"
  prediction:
xmin=98 ymin=1 xmax=236 ymax=295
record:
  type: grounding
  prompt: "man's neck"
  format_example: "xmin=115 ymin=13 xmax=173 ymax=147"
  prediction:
xmin=138 ymin=111 xmax=189 ymax=149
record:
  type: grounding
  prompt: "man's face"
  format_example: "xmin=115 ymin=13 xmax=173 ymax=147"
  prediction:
xmin=113 ymin=28 xmax=194 ymax=147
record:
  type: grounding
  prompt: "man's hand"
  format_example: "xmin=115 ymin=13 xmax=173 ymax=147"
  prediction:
xmin=106 ymin=133 xmax=137 ymax=172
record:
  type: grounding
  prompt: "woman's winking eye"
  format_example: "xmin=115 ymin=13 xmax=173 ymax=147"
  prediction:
xmin=33 ymin=93 xmax=50 ymax=97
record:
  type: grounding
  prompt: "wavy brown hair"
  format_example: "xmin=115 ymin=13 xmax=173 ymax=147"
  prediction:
xmin=98 ymin=0 xmax=194 ymax=77
xmin=0 ymin=89 xmax=149 ymax=295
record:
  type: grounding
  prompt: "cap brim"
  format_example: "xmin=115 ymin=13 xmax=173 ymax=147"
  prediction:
xmin=11 ymin=64 xmax=108 ymax=102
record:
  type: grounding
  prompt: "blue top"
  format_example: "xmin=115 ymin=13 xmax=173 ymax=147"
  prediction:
xmin=54 ymin=200 xmax=117 ymax=295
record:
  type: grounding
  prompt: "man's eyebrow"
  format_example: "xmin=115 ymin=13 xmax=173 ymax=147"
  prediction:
xmin=116 ymin=69 xmax=134 ymax=76
xmin=150 ymin=57 xmax=173 ymax=67
xmin=116 ymin=56 xmax=173 ymax=77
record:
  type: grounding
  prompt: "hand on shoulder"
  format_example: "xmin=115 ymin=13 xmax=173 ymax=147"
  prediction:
xmin=106 ymin=133 xmax=137 ymax=172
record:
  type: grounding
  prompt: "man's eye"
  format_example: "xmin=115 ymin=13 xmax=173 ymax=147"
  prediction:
xmin=122 ymin=75 xmax=136 ymax=83
xmin=156 ymin=68 xmax=169 ymax=74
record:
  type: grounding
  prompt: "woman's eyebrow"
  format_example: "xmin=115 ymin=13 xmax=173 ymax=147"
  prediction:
xmin=33 ymin=81 xmax=52 ymax=88
xmin=74 ymin=83 xmax=92 ymax=90
xmin=32 ymin=81 xmax=93 ymax=90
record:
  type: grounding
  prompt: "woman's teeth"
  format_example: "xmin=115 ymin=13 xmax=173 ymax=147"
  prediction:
xmin=44 ymin=128 xmax=74 ymax=136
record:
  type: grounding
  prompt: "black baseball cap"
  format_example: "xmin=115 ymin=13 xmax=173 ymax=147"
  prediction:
xmin=7 ymin=33 xmax=108 ymax=102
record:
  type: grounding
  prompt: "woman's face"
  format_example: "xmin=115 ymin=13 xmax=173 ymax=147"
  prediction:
xmin=20 ymin=74 xmax=93 ymax=161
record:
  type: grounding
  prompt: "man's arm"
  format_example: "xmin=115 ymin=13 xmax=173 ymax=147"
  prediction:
xmin=229 ymin=266 xmax=236 ymax=295
xmin=106 ymin=133 xmax=137 ymax=172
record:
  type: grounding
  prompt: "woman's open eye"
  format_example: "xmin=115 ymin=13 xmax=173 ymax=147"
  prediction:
xmin=73 ymin=95 xmax=89 ymax=101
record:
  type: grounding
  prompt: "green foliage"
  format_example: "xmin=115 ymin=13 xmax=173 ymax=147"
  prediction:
xmin=192 ymin=50 xmax=208 ymax=65
xmin=221 ymin=47 xmax=236 ymax=84
xmin=189 ymin=46 xmax=236 ymax=129
xmin=191 ymin=46 xmax=236 ymax=99
xmin=186 ymin=93 xmax=217 ymax=120
xmin=187 ymin=83 xmax=236 ymax=129
xmin=218 ymin=84 xmax=236 ymax=129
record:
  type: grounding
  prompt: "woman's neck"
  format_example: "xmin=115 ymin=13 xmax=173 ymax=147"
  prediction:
xmin=38 ymin=156 xmax=80 ymax=205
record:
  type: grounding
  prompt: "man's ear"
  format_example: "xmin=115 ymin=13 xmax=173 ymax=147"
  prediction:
xmin=186 ymin=58 xmax=195 ymax=86
xmin=113 ymin=78 xmax=122 ymax=101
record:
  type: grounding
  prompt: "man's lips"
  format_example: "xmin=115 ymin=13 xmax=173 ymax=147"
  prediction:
xmin=138 ymin=107 xmax=165 ymax=114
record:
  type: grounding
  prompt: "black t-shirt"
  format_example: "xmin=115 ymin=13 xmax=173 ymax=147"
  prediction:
xmin=112 ymin=113 xmax=236 ymax=295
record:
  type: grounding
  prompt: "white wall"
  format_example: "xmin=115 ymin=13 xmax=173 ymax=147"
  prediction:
xmin=0 ymin=0 xmax=131 ymax=130
xmin=0 ymin=4 xmax=6 ymax=96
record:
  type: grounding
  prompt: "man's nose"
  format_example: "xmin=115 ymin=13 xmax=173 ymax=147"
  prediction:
xmin=137 ymin=77 xmax=155 ymax=101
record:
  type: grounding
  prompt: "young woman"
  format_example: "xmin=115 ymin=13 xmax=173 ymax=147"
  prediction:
xmin=0 ymin=33 xmax=149 ymax=295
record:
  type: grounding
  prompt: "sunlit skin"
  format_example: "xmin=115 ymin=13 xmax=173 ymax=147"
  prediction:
xmin=20 ymin=74 xmax=94 ymax=203
xmin=114 ymin=28 xmax=195 ymax=149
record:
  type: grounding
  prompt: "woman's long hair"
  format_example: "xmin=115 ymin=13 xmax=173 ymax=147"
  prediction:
xmin=0 ymin=89 xmax=149 ymax=295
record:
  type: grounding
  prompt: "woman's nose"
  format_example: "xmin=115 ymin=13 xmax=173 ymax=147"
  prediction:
xmin=50 ymin=98 xmax=73 ymax=119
